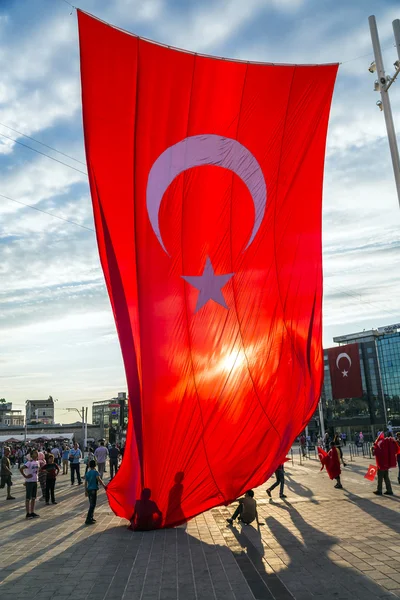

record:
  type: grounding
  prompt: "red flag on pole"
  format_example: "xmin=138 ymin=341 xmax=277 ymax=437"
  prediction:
xmin=78 ymin=10 xmax=338 ymax=528
xmin=327 ymin=343 xmax=363 ymax=400
xmin=364 ymin=464 xmax=377 ymax=481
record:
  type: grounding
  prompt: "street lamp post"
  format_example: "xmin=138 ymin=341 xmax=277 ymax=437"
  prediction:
xmin=368 ymin=15 xmax=400 ymax=208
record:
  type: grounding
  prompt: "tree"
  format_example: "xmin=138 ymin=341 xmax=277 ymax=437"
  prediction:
xmin=0 ymin=398 xmax=6 ymax=404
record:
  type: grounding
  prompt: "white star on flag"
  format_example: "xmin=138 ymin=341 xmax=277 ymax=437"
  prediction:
xmin=182 ymin=257 xmax=234 ymax=313
xmin=342 ymin=370 xmax=348 ymax=377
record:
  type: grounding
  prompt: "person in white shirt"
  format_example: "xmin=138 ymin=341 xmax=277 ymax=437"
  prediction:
xmin=94 ymin=441 xmax=108 ymax=478
xmin=51 ymin=446 xmax=61 ymax=465
xmin=20 ymin=449 xmax=40 ymax=519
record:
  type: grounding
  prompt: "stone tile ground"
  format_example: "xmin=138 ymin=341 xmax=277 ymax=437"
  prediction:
xmin=1 ymin=449 xmax=400 ymax=599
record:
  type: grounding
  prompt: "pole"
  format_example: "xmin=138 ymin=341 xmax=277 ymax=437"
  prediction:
xmin=318 ymin=399 xmax=325 ymax=439
xmin=85 ymin=407 xmax=88 ymax=450
xmin=369 ymin=16 xmax=400 ymax=208
xmin=393 ymin=20 xmax=400 ymax=61
xmin=82 ymin=405 xmax=85 ymax=450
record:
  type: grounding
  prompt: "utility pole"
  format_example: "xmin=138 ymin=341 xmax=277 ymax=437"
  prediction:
xmin=368 ymin=16 xmax=400 ymax=208
xmin=85 ymin=406 xmax=88 ymax=450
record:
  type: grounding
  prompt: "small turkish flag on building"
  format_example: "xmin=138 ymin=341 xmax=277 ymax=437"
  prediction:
xmin=364 ymin=464 xmax=377 ymax=481
xmin=327 ymin=343 xmax=363 ymax=400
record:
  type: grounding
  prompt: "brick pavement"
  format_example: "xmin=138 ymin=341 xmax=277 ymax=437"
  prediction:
xmin=1 ymin=453 xmax=400 ymax=599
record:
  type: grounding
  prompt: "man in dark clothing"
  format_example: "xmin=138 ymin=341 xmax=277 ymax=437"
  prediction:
xmin=1 ymin=447 xmax=15 ymax=500
xmin=266 ymin=464 xmax=287 ymax=499
xmin=109 ymin=444 xmax=121 ymax=479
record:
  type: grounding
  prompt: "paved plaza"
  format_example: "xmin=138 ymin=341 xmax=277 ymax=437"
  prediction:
xmin=2 ymin=451 xmax=400 ymax=600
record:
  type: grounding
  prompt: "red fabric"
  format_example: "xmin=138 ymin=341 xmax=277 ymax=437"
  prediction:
xmin=364 ymin=464 xmax=377 ymax=481
xmin=318 ymin=446 xmax=341 ymax=479
xmin=78 ymin=10 xmax=338 ymax=529
xmin=327 ymin=343 xmax=363 ymax=400
xmin=374 ymin=437 xmax=398 ymax=471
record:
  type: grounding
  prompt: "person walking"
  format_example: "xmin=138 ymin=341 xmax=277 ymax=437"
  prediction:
xmin=41 ymin=454 xmax=60 ymax=504
xmin=62 ymin=445 xmax=70 ymax=475
xmin=266 ymin=464 xmax=287 ymax=499
xmin=20 ymin=449 xmax=40 ymax=518
xmin=69 ymin=442 xmax=82 ymax=485
xmin=84 ymin=459 xmax=105 ymax=525
xmin=109 ymin=444 xmax=120 ymax=479
xmin=1 ymin=447 xmax=15 ymax=500
xmin=94 ymin=441 xmax=108 ymax=479
xmin=299 ymin=434 xmax=307 ymax=457
xmin=373 ymin=432 xmax=398 ymax=496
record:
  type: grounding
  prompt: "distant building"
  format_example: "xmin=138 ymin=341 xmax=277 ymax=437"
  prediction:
xmin=320 ymin=323 xmax=400 ymax=440
xmin=0 ymin=402 xmax=24 ymax=427
xmin=26 ymin=397 xmax=55 ymax=425
xmin=92 ymin=392 xmax=128 ymax=441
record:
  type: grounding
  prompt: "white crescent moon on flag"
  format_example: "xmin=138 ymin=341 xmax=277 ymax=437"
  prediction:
xmin=146 ymin=134 xmax=267 ymax=255
xmin=336 ymin=352 xmax=352 ymax=370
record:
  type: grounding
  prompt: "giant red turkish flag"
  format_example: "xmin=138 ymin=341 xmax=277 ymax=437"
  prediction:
xmin=78 ymin=10 xmax=338 ymax=528
xmin=327 ymin=343 xmax=363 ymax=400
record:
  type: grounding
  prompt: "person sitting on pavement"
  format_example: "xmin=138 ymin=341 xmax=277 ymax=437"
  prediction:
xmin=226 ymin=489 xmax=259 ymax=526
xmin=373 ymin=431 xmax=399 ymax=496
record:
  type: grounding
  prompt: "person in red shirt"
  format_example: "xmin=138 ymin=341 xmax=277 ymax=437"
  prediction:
xmin=373 ymin=432 xmax=398 ymax=496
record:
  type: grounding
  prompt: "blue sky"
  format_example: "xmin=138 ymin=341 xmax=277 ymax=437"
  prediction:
xmin=0 ymin=0 xmax=399 ymax=421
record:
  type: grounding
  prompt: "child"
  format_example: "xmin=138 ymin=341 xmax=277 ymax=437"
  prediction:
xmin=20 ymin=449 xmax=40 ymax=519
xmin=266 ymin=464 xmax=287 ymax=499
xmin=84 ymin=448 xmax=95 ymax=474
xmin=226 ymin=490 xmax=259 ymax=526
xmin=84 ymin=459 xmax=105 ymax=525
xmin=41 ymin=454 xmax=60 ymax=505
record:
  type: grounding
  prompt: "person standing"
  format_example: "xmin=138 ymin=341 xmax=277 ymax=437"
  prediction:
xmin=94 ymin=441 xmax=108 ymax=479
xmin=51 ymin=446 xmax=61 ymax=466
xmin=334 ymin=434 xmax=347 ymax=467
xmin=396 ymin=432 xmax=400 ymax=484
xmin=373 ymin=432 xmax=398 ymax=496
xmin=1 ymin=447 xmax=15 ymax=500
xmin=37 ymin=451 xmax=47 ymax=502
xmin=69 ymin=442 xmax=82 ymax=485
xmin=319 ymin=442 xmax=343 ymax=489
xmin=20 ymin=449 xmax=40 ymax=518
xmin=324 ymin=432 xmax=330 ymax=452
xmin=41 ymin=454 xmax=60 ymax=504
xmin=109 ymin=444 xmax=120 ymax=479
xmin=266 ymin=464 xmax=287 ymax=499
xmin=84 ymin=459 xmax=105 ymax=525
xmin=62 ymin=445 xmax=70 ymax=475
xmin=299 ymin=434 xmax=307 ymax=457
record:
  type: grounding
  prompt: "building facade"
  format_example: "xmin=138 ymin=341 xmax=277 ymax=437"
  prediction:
xmin=0 ymin=402 xmax=24 ymax=426
xmin=26 ymin=397 xmax=55 ymax=425
xmin=92 ymin=392 xmax=128 ymax=441
xmin=321 ymin=323 xmax=400 ymax=440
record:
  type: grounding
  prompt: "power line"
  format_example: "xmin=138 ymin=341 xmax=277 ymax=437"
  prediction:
xmin=0 ymin=192 xmax=94 ymax=232
xmin=0 ymin=132 xmax=87 ymax=176
xmin=0 ymin=122 xmax=86 ymax=165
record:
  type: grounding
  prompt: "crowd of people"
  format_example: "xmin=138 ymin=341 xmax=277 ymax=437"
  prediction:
xmin=226 ymin=430 xmax=400 ymax=528
xmin=0 ymin=439 xmax=124 ymax=524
